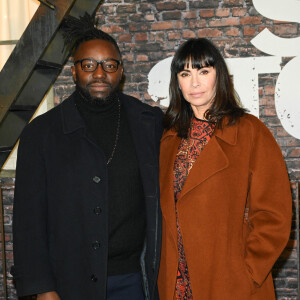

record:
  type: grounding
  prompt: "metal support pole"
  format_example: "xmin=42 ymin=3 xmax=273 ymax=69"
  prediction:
xmin=38 ymin=0 xmax=56 ymax=10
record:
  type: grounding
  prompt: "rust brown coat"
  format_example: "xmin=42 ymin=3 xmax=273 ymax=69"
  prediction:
xmin=158 ymin=114 xmax=292 ymax=300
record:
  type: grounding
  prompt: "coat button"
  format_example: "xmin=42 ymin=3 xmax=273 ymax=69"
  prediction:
xmin=91 ymin=274 xmax=98 ymax=282
xmin=94 ymin=206 xmax=102 ymax=215
xmin=92 ymin=241 xmax=100 ymax=250
xmin=93 ymin=176 xmax=101 ymax=183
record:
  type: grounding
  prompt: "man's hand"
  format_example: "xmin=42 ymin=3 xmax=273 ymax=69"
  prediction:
xmin=37 ymin=291 xmax=61 ymax=300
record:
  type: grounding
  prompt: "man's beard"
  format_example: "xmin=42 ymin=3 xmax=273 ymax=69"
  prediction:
xmin=76 ymin=83 xmax=119 ymax=105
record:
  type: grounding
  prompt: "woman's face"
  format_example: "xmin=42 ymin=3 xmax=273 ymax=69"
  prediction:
xmin=177 ymin=62 xmax=216 ymax=119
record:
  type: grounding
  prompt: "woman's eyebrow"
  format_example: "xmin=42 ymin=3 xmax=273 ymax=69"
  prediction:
xmin=180 ymin=68 xmax=191 ymax=72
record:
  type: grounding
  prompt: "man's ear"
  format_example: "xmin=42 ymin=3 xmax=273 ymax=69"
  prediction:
xmin=71 ymin=65 xmax=77 ymax=83
xmin=120 ymin=65 xmax=124 ymax=78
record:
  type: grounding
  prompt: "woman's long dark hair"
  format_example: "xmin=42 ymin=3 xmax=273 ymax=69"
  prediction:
xmin=164 ymin=38 xmax=246 ymax=138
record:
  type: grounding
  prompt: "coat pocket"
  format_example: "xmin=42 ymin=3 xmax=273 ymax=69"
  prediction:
xmin=242 ymin=259 xmax=258 ymax=295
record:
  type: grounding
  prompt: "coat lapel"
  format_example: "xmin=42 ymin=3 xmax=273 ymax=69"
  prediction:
xmin=159 ymin=130 xmax=181 ymax=244
xmin=178 ymin=122 xmax=238 ymax=202
xmin=160 ymin=123 xmax=238 ymax=243
xmin=178 ymin=136 xmax=228 ymax=201
xmin=121 ymin=93 xmax=158 ymax=197
xmin=61 ymin=93 xmax=86 ymax=134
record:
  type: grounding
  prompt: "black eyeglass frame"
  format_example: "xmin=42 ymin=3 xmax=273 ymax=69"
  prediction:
xmin=74 ymin=58 xmax=122 ymax=73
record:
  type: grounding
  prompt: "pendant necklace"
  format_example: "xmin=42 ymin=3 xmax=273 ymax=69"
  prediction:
xmin=106 ymin=96 xmax=120 ymax=165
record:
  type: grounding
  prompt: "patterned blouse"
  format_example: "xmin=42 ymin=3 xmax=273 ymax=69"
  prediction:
xmin=173 ymin=117 xmax=215 ymax=299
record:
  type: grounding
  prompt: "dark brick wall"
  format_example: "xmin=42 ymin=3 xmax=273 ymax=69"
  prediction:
xmin=0 ymin=177 xmax=15 ymax=300
xmin=1 ymin=0 xmax=299 ymax=299
xmin=273 ymin=182 xmax=299 ymax=299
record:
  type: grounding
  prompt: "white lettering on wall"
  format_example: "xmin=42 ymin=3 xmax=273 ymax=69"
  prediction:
xmin=148 ymin=0 xmax=300 ymax=139
xmin=251 ymin=29 xmax=300 ymax=57
xmin=147 ymin=56 xmax=173 ymax=107
xmin=274 ymin=56 xmax=300 ymax=139
xmin=252 ymin=0 xmax=300 ymax=139
xmin=252 ymin=0 xmax=300 ymax=23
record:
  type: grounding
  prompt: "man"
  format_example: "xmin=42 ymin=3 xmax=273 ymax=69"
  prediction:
xmin=12 ymin=14 xmax=163 ymax=300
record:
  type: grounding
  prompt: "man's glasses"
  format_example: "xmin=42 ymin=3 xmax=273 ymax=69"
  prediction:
xmin=74 ymin=58 xmax=122 ymax=73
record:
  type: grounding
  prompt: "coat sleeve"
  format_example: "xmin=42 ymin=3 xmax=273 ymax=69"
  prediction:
xmin=245 ymin=119 xmax=292 ymax=292
xmin=153 ymin=106 xmax=164 ymax=150
xmin=13 ymin=121 xmax=56 ymax=296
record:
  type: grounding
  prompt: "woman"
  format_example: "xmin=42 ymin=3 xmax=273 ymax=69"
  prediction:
xmin=158 ymin=38 xmax=291 ymax=300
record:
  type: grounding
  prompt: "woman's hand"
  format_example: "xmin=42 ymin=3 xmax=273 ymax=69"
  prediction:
xmin=37 ymin=291 xmax=61 ymax=300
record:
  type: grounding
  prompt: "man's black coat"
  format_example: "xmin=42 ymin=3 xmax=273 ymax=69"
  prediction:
xmin=12 ymin=92 xmax=164 ymax=300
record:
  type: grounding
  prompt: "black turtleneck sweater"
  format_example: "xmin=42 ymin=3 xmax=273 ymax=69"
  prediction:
xmin=75 ymin=91 xmax=145 ymax=276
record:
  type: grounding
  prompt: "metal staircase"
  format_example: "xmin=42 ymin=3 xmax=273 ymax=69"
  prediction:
xmin=0 ymin=0 xmax=103 ymax=170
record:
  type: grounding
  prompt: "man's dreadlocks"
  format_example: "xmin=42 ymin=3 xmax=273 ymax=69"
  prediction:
xmin=61 ymin=12 xmax=121 ymax=57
